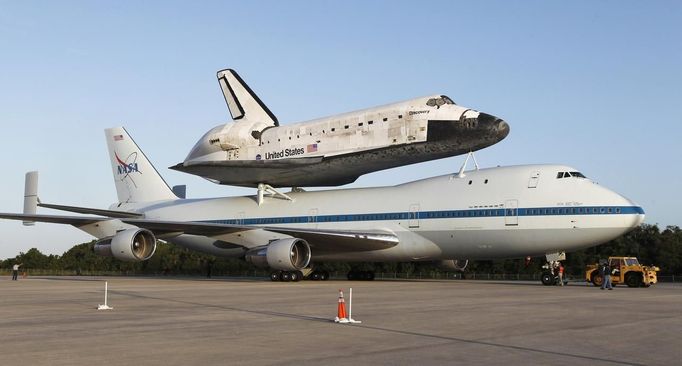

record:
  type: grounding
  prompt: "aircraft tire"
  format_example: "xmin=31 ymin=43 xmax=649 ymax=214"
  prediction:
xmin=311 ymin=271 xmax=321 ymax=281
xmin=292 ymin=270 xmax=303 ymax=282
xmin=540 ymin=272 xmax=554 ymax=286
xmin=321 ymin=271 xmax=330 ymax=281
xmin=270 ymin=271 xmax=282 ymax=281
xmin=290 ymin=271 xmax=299 ymax=282
xmin=281 ymin=271 xmax=292 ymax=282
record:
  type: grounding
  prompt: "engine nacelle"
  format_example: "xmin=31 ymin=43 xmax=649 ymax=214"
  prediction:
xmin=245 ymin=238 xmax=311 ymax=271
xmin=93 ymin=228 xmax=157 ymax=261
xmin=436 ymin=259 xmax=469 ymax=272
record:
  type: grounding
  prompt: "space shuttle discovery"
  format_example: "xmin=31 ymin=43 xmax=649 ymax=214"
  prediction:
xmin=171 ymin=69 xmax=510 ymax=188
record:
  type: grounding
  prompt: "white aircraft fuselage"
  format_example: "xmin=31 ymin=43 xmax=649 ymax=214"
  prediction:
xmin=99 ymin=166 xmax=642 ymax=262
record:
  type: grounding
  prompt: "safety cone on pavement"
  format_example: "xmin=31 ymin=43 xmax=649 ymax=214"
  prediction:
xmin=334 ymin=289 xmax=349 ymax=323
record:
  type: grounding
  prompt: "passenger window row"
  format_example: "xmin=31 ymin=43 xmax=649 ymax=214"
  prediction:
xmin=209 ymin=206 xmax=624 ymax=225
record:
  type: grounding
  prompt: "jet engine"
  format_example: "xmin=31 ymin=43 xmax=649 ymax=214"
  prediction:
xmin=93 ymin=228 xmax=157 ymax=261
xmin=245 ymin=238 xmax=311 ymax=271
xmin=436 ymin=259 xmax=469 ymax=272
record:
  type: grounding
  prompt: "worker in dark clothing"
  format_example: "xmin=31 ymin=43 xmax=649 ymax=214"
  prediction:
xmin=600 ymin=260 xmax=613 ymax=290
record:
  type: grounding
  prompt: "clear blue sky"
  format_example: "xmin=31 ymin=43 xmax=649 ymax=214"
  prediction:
xmin=1 ymin=1 xmax=680 ymax=259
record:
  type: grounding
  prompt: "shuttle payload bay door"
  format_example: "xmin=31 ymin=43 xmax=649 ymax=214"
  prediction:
xmin=504 ymin=199 xmax=518 ymax=226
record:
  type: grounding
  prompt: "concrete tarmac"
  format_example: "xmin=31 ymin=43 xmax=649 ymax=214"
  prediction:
xmin=1 ymin=276 xmax=680 ymax=366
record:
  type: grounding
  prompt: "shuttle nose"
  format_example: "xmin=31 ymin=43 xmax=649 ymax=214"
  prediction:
xmin=476 ymin=112 xmax=510 ymax=141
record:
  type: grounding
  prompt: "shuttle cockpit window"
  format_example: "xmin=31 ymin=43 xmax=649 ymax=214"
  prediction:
xmin=426 ymin=96 xmax=456 ymax=108
xmin=440 ymin=95 xmax=455 ymax=105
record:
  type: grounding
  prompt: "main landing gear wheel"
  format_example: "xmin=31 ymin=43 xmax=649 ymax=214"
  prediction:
xmin=309 ymin=271 xmax=330 ymax=281
xmin=290 ymin=271 xmax=303 ymax=282
xmin=270 ymin=270 xmax=303 ymax=282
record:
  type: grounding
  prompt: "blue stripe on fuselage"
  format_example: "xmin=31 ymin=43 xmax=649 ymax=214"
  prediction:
xmin=202 ymin=206 xmax=644 ymax=226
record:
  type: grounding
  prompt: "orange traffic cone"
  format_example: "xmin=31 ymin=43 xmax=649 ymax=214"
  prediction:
xmin=334 ymin=289 xmax=348 ymax=323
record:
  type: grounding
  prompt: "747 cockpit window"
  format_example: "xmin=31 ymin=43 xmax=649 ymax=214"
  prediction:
xmin=557 ymin=171 xmax=587 ymax=179
xmin=426 ymin=95 xmax=456 ymax=107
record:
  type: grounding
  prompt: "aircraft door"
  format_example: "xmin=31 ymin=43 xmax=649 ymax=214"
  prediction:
xmin=408 ymin=204 xmax=420 ymax=228
xmin=528 ymin=171 xmax=540 ymax=188
xmin=504 ymin=200 xmax=518 ymax=226
xmin=308 ymin=208 xmax=318 ymax=228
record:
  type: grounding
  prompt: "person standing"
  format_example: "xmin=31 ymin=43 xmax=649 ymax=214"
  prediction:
xmin=558 ymin=263 xmax=565 ymax=286
xmin=600 ymin=260 xmax=613 ymax=290
xmin=12 ymin=263 xmax=22 ymax=281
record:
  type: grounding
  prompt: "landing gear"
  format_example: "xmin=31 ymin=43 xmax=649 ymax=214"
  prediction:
xmin=541 ymin=272 xmax=556 ymax=286
xmin=308 ymin=270 xmax=330 ymax=281
xmin=270 ymin=270 xmax=304 ymax=282
xmin=347 ymin=270 xmax=375 ymax=281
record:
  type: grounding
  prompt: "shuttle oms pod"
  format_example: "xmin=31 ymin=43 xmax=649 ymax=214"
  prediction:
xmin=171 ymin=69 xmax=510 ymax=188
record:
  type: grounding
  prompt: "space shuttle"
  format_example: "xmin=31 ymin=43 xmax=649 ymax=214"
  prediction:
xmin=170 ymin=69 xmax=510 ymax=188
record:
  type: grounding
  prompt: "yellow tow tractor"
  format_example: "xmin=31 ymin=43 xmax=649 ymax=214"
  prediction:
xmin=586 ymin=257 xmax=659 ymax=288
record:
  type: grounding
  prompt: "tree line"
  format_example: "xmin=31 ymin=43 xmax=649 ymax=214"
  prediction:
xmin=1 ymin=224 xmax=680 ymax=276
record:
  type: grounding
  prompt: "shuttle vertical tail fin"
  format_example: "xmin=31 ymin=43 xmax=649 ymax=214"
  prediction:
xmin=105 ymin=127 xmax=178 ymax=203
xmin=217 ymin=69 xmax=279 ymax=126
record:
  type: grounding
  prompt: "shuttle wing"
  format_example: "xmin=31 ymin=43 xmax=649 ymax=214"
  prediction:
xmin=121 ymin=218 xmax=399 ymax=252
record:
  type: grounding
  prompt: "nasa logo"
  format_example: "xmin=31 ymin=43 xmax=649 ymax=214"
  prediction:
xmin=115 ymin=152 xmax=140 ymax=175
xmin=256 ymin=154 xmax=262 ymax=161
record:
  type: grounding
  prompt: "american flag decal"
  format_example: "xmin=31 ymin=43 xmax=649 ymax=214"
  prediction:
xmin=306 ymin=143 xmax=318 ymax=153
xmin=113 ymin=135 xmax=124 ymax=141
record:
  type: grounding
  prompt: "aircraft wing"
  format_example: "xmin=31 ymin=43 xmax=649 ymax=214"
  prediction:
xmin=37 ymin=203 xmax=143 ymax=218
xmin=0 ymin=213 xmax=105 ymax=226
xmin=0 ymin=213 xmax=399 ymax=252
xmin=121 ymin=218 xmax=399 ymax=252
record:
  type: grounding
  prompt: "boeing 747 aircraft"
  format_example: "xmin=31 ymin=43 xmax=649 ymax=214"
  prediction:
xmin=171 ymin=69 xmax=509 ymax=188
xmin=0 ymin=127 xmax=643 ymax=281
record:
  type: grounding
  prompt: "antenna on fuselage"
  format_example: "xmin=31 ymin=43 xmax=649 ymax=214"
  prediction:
xmin=456 ymin=151 xmax=479 ymax=178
